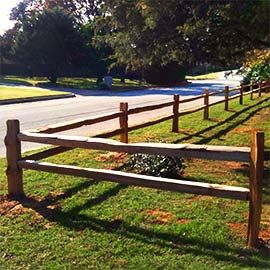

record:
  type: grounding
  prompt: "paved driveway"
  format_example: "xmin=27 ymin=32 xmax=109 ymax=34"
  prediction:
xmin=0 ymin=79 xmax=240 ymax=156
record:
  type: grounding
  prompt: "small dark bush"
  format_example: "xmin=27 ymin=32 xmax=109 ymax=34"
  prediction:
xmin=144 ymin=62 xmax=186 ymax=85
xmin=98 ymin=82 xmax=110 ymax=90
xmin=124 ymin=154 xmax=185 ymax=178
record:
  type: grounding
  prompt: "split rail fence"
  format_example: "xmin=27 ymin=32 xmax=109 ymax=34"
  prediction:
xmin=5 ymin=80 xmax=269 ymax=249
xmin=27 ymin=80 xmax=270 ymax=148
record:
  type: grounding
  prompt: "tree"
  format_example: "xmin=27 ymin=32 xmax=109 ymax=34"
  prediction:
xmin=243 ymin=49 xmax=270 ymax=82
xmin=11 ymin=0 xmax=101 ymax=24
xmin=13 ymin=7 xmax=85 ymax=83
xmin=94 ymin=0 xmax=269 ymax=77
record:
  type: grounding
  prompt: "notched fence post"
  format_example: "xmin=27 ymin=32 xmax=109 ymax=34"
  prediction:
xmin=172 ymin=94 xmax=179 ymax=133
xmin=240 ymin=83 xmax=244 ymax=105
xmin=5 ymin=119 xmax=24 ymax=197
xmin=119 ymin=102 xmax=128 ymax=143
xmin=250 ymin=81 xmax=254 ymax=100
xmin=224 ymin=86 xmax=229 ymax=111
xmin=204 ymin=89 xmax=209 ymax=120
xmin=247 ymin=131 xmax=264 ymax=249
xmin=258 ymin=81 xmax=262 ymax=97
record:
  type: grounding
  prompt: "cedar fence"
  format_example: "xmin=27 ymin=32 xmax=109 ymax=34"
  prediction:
xmin=5 ymin=80 xmax=270 ymax=249
xmin=24 ymin=80 xmax=270 ymax=148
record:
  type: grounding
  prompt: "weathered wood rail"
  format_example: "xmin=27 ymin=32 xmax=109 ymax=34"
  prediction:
xmin=25 ymin=80 xmax=269 ymax=145
xmin=5 ymin=118 xmax=267 ymax=249
xmin=4 ymin=80 xmax=269 ymax=248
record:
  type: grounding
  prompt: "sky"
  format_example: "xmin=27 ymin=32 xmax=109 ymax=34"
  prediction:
xmin=0 ymin=0 xmax=21 ymax=35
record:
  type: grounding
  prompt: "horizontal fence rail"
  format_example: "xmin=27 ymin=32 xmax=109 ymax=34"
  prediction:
xmin=128 ymin=101 xmax=174 ymax=114
xmin=27 ymin=111 xmax=123 ymax=134
xmin=5 ymin=120 xmax=266 ymax=249
xmin=18 ymin=132 xmax=251 ymax=162
xmin=23 ymin=80 xmax=269 ymax=147
xmin=18 ymin=160 xmax=250 ymax=201
xmin=5 ymin=79 xmax=269 ymax=249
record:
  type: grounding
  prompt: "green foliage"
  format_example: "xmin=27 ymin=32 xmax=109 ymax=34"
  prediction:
xmin=13 ymin=7 xmax=85 ymax=83
xmin=124 ymin=154 xmax=184 ymax=178
xmin=10 ymin=0 xmax=100 ymax=24
xmin=243 ymin=49 xmax=270 ymax=82
xmin=95 ymin=0 xmax=269 ymax=71
xmin=144 ymin=62 xmax=186 ymax=85
xmin=246 ymin=63 xmax=270 ymax=82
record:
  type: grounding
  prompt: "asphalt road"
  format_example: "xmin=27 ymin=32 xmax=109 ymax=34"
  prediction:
xmin=0 ymin=79 xmax=240 ymax=156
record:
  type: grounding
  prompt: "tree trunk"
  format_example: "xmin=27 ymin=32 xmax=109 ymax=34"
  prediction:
xmin=48 ymin=74 xmax=57 ymax=84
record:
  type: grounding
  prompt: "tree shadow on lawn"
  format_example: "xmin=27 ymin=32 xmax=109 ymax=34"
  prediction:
xmin=35 ymin=81 xmax=229 ymax=97
xmin=173 ymin=97 xmax=270 ymax=204
xmin=9 ymin=96 xmax=269 ymax=265
xmin=15 ymin=180 xmax=269 ymax=268
xmin=0 ymin=78 xmax=32 ymax=87
xmin=173 ymin=97 xmax=270 ymax=145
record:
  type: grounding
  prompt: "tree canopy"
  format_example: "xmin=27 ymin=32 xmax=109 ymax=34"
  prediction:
xmin=13 ymin=7 xmax=85 ymax=83
xmin=2 ymin=0 xmax=269 ymax=84
xmin=94 ymin=0 xmax=269 ymax=71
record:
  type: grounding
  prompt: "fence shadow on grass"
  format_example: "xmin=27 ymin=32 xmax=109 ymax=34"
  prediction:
xmin=173 ymin=97 xmax=270 ymax=145
xmin=173 ymin=97 xmax=270 ymax=205
xmin=17 ymin=181 xmax=270 ymax=268
xmin=232 ymin=165 xmax=270 ymax=205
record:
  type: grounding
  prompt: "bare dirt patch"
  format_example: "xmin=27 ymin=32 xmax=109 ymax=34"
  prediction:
xmin=234 ymin=126 xmax=259 ymax=133
xmin=228 ymin=222 xmax=246 ymax=238
xmin=146 ymin=209 xmax=175 ymax=224
xmin=95 ymin=152 xmax=128 ymax=163
xmin=228 ymin=221 xmax=270 ymax=244
xmin=177 ymin=218 xmax=189 ymax=225
xmin=223 ymin=161 xmax=246 ymax=170
xmin=0 ymin=195 xmax=21 ymax=216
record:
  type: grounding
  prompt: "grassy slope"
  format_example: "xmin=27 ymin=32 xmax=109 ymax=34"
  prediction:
xmin=0 ymin=85 xmax=68 ymax=100
xmin=0 ymin=76 xmax=148 ymax=91
xmin=0 ymin=94 xmax=269 ymax=269
xmin=186 ymin=72 xmax=220 ymax=80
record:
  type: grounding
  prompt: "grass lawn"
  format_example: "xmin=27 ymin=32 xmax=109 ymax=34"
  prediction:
xmin=0 ymin=94 xmax=269 ymax=269
xmin=186 ymin=71 xmax=220 ymax=80
xmin=0 ymin=76 xmax=148 ymax=91
xmin=0 ymin=85 xmax=69 ymax=100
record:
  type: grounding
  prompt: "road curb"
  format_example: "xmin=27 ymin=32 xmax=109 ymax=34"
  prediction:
xmin=0 ymin=93 xmax=76 ymax=105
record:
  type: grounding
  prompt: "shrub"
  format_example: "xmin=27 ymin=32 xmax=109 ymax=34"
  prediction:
xmin=144 ymin=62 xmax=186 ymax=85
xmin=124 ymin=154 xmax=185 ymax=178
xmin=243 ymin=49 xmax=270 ymax=82
xmin=98 ymin=82 xmax=110 ymax=90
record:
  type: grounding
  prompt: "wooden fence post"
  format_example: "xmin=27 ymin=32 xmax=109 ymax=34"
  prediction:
xmin=204 ymin=89 xmax=209 ymax=120
xmin=258 ymin=81 xmax=262 ymax=97
xmin=224 ymin=86 xmax=229 ymax=111
xmin=250 ymin=81 xmax=254 ymax=100
xmin=119 ymin=102 xmax=128 ymax=143
xmin=247 ymin=131 xmax=264 ymax=249
xmin=239 ymin=83 xmax=244 ymax=105
xmin=172 ymin=94 xmax=179 ymax=132
xmin=5 ymin=119 xmax=24 ymax=197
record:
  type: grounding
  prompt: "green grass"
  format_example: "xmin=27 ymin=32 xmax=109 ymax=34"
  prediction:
xmin=0 ymin=76 xmax=148 ymax=91
xmin=0 ymin=94 xmax=270 ymax=269
xmin=0 ymin=85 xmax=69 ymax=100
xmin=186 ymin=71 xmax=220 ymax=80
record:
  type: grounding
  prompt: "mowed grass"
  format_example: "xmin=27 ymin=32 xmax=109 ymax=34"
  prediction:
xmin=0 ymin=85 xmax=68 ymax=100
xmin=186 ymin=71 xmax=220 ymax=80
xmin=0 ymin=94 xmax=270 ymax=269
xmin=0 ymin=76 xmax=148 ymax=91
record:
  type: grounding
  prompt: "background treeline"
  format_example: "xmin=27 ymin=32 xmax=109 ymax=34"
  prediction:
xmin=0 ymin=0 xmax=269 ymax=84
